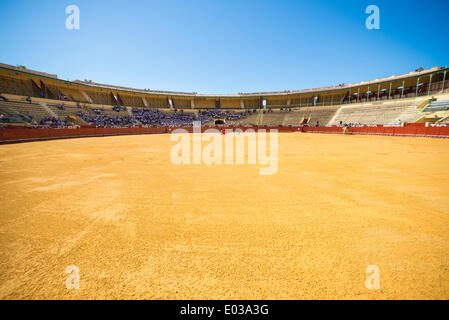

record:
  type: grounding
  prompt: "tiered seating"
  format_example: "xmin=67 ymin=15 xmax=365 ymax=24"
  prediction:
xmin=330 ymin=101 xmax=423 ymax=125
xmin=0 ymin=104 xmax=29 ymax=123
xmin=0 ymin=100 xmax=52 ymax=122
xmin=199 ymin=110 xmax=249 ymax=126
xmin=424 ymin=100 xmax=449 ymax=112
xmin=2 ymin=90 xmax=447 ymax=127
xmin=90 ymin=107 xmax=129 ymax=117
xmin=283 ymin=110 xmax=303 ymax=125
xmin=259 ymin=111 xmax=287 ymax=126
xmin=235 ymin=112 xmax=259 ymax=126
xmin=396 ymin=104 xmax=427 ymax=123
xmin=284 ymin=107 xmax=339 ymax=126
xmin=47 ymin=103 xmax=84 ymax=119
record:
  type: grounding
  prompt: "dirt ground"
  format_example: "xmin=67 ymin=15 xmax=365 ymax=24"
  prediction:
xmin=0 ymin=132 xmax=448 ymax=299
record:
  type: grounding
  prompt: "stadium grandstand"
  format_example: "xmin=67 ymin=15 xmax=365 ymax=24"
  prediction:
xmin=1 ymin=63 xmax=449 ymax=133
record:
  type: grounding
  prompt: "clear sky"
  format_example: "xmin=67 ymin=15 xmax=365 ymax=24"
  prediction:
xmin=0 ymin=0 xmax=447 ymax=94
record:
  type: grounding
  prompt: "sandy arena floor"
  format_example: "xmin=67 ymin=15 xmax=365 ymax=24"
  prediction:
xmin=0 ymin=132 xmax=448 ymax=299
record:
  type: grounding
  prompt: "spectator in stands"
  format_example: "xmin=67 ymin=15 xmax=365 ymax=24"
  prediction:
xmin=39 ymin=117 xmax=70 ymax=128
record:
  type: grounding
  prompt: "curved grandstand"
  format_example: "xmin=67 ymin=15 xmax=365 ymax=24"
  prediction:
xmin=1 ymin=63 xmax=449 ymax=131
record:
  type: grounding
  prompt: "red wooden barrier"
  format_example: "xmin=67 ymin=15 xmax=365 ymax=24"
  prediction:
xmin=1 ymin=124 xmax=448 ymax=144
xmin=301 ymin=124 xmax=449 ymax=138
xmin=0 ymin=127 xmax=167 ymax=143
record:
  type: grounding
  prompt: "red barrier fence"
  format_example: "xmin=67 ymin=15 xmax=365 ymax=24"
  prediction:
xmin=166 ymin=126 xmax=297 ymax=133
xmin=0 ymin=127 xmax=167 ymax=143
xmin=0 ymin=123 xmax=448 ymax=144
xmin=301 ymin=123 xmax=449 ymax=137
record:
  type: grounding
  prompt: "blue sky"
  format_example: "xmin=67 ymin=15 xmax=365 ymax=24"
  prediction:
xmin=0 ymin=0 xmax=447 ymax=94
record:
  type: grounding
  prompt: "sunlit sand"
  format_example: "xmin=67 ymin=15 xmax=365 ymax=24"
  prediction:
xmin=0 ymin=133 xmax=448 ymax=299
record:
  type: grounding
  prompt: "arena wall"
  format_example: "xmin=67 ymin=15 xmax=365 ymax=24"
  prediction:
xmin=1 ymin=123 xmax=449 ymax=144
xmin=0 ymin=127 xmax=167 ymax=143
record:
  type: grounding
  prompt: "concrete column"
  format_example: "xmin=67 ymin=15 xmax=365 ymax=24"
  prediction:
xmin=442 ymin=70 xmax=447 ymax=93
xmin=416 ymin=77 xmax=420 ymax=97
xmin=401 ymin=80 xmax=405 ymax=98
xmin=388 ymin=81 xmax=392 ymax=100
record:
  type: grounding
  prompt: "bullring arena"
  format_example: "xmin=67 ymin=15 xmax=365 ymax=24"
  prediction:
xmin=0 ymin=63 xmax=449 ymax=299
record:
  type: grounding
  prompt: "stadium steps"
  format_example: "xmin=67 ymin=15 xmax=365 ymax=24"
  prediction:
xmin=396 ymin=104 xmax=427 ymax=123
xmin=283 ymin=111 xmax=303 ymax=126
xmin=288 ymin=107 xmax=339 ymax=126
xmin=46 ymin=103 xmax=88 ymax=124
xmin=99 ymin=108 xmax=130 ymax=117
xmin=39 ymin=102 xmax=59 ymax=118
xmin=328 ymin=107 xmax=342 ymax=125
xmin=82 ymin=105 xmax=95 ymax=115
xmin=236 ymin=112 xmax=259 ymax=126
xmin=330 ymin=100 xmax=424 ymax=125
xmin=0 ymin=104 xmax=31 ymax=124
xmin=259 ymin=111 xmax=287 ymax=126
xmin=0 ymin=100 xmax=53 ymax=122
xmin=66 ymin=115 xmax=89 ymax=125
xmin=257 ymin=111 xmax=263 ymax=125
